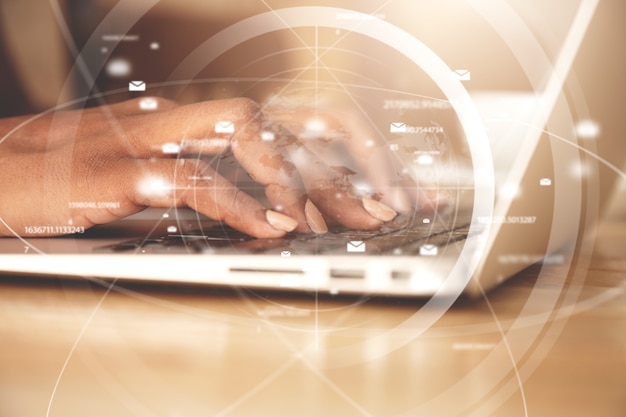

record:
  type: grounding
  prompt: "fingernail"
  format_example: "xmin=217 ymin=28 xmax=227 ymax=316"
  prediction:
xmin=305 ymin=199 xmax=328 ymax=234
xmin=266 ymin=210 xmax=298 ymax=232
xmin=362 ymin=197 xmax=397 ymax=222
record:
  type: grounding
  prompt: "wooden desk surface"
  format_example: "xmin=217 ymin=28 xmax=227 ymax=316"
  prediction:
xmin=1 ymin=222 xmax=624 ymax=417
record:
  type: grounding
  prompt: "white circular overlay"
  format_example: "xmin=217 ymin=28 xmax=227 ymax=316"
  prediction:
xmin=168 ymin=6 xmax=495 ymax=365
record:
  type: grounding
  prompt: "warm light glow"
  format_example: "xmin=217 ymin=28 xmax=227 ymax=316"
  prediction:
xmin=499 ymin=183 xmax=520 ymax=198
xmin=575 ymin=119 xmax=600 ymax=139
xmin=138 ymin=177 xmax=171 ymax=198
xmin=106 ymin=58 xmax=132 ymax=78
xmin=302 ymin=118 xmax=327 ymax=139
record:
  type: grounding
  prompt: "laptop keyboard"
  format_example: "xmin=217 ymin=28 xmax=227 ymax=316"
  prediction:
xmin=95 ymin=213 xmax=475 ymax=256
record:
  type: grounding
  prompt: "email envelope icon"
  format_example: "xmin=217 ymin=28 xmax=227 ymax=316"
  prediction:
xmin=539 ymin=178 xmax=552 ymax=186
xmin=215 ymin=121 xmax=235 ymax=134
xmin=390 ymin=122 xmax=407 ymax=133
xmin=452 ymin=69 xmax=471 ymax=81
xmin=129 ymin=81 xmax=146 ymax=91
xmin=419 ymin=244 xmax=438 ymax=256
xmin=280 ymin=250 xmax=291 ymax=257
xmin=347 ymin=241 xmax=366 ymax=253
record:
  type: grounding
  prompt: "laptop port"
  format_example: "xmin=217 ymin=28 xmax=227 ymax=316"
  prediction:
xmin=391 ymin=270 xmax=411 ymax=280
xmin=229 ymin=268 xmax=304 ymax=275
xmin=330 ymin=269 xmax=365 ymax=279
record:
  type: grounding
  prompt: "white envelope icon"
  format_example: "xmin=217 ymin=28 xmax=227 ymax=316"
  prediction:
xmin=280 ymin=250 xmax=291 ymax=257
xmin=390 ymin=122 xmax=407 ymax=133
xmin=452 ymin=69 xmax=471 ymax=81
xmin=215 ymin=121 xmax=235 ymax=134
xmin=129 ymin=80 xmax=146 ymax=91
xmin=347 ymin=241 xmax=366 ymax=252
xmin=419 ymin=244 xmax=438 ymax=256
xmin=139 ymin=97 xmax=158 ymax=110
xmin=166 ymin=226 xmax=178 ymax=233
xmin=161 ymin=142 xmax=180 ymax=154
xmin=539 ymin=178 xmax=552 ymax=186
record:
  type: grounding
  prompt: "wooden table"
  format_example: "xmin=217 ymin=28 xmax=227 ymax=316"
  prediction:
xmin=1 ymin=222 xmax=624 ymax=417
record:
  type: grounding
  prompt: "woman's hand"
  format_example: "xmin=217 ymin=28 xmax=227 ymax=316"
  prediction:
xmin=262 ymin=95 xmax=443 ymax=220
xmin=0 ymin=97 xmax=400 ymax=238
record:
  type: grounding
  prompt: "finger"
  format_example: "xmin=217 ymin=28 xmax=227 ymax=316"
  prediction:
xmin=113 ymin=98 xmax=319 ymax=233
xmin=324 ymin=122 xmax=415 ymax=214
xmin=120 ymin=158 xmax=298 ymax=238
xmin=255 ymin=105 xmax=399 ymax=228
xmin=264 ymin=107 xmax=414 ymax=213
xmin=341 ymin=132 xmax=415 ymax=213
xmin=73 ymin=97 xmax=179 ymax=118
xmin=100 ymin=97 xmax=180 ymax=116
xmin=344 ymin=121 xmax=418 ymax=212
xmin=288 ymin=145 xmax=395 ymax=230
xmin=113 ymin=98 xmax=271 ymax=157
xmin=231 ymin=124 xmax=329 ymax=234
xmin=18 ymin=98 xmax=181 ymax=152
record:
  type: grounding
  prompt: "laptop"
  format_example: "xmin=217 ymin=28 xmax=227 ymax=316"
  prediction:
xmin=0 ymin=0 xmax=622 ymax=299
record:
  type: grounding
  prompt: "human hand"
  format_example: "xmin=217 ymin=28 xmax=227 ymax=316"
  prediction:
xmin=262 ymin=95 xmax=445 ymax=219
xmin=0 ymin=97 xmax=400 ymax=238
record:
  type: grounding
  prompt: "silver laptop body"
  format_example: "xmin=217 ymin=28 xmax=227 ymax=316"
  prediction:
xmin=0 ymin=0 xmax=620 ymax=299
